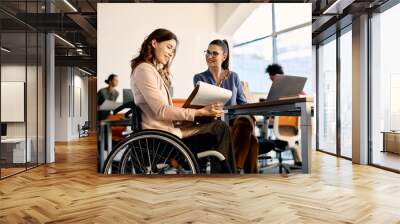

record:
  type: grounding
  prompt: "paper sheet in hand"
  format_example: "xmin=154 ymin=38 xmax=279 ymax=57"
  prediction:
xmin=99 ymin=100 xmax=122 ymax=111
xmin=183 ymin=81 xmax=232 ymax=108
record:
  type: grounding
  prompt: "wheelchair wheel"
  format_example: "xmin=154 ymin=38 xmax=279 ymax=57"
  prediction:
xmin=103 ymin=130 xmax=199 ymax=175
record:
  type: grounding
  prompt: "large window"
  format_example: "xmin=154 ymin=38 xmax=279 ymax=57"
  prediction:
xmin=340 ymin=28 xmax=352 ymax=158
xmin=276 ymin=25 xmax=313 ymax=94
xmin=316 ymin=25 xmax=353 ymax=159
xmin=232 ymin=38 xmax=272 ymax=99
xmin=371 ymin=3 xmax=400 ymax=171
xmin=232 ymin=3 xmax=313 ymax=100
xmin=317 ymin=36 xmax=337 ymax=154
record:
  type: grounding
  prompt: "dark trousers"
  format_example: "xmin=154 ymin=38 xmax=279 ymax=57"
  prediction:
xmin=181 ymin=120 xmax=235 ymax=173
xmin=231 ymin=116 xmax=259 ymax=173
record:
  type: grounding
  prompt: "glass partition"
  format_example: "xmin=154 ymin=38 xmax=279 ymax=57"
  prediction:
xmin=0 ymin=1 xmax=46 ymax=179
xmin=1 ymin=31 xmax=28 ymax=177
xmin=317 ymin=36 xmax=337 ymax=154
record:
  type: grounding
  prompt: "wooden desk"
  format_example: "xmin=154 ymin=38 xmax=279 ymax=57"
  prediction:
xmin=1 ymin=138 xmax=31 ymax=164
xmin=382 ymin=131 xmax=400 ymax=154
xmin=225 ymin=97 xmax=314 ymax=173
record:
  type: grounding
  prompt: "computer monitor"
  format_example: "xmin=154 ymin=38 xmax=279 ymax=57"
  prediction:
xmin=1 ymin=123 xmax=7 ymax=138
xmin=123 ymin=89 xmax=134 ymax=104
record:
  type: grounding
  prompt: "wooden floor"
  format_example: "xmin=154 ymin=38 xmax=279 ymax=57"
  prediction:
xmin=1 ymin=167 xmax=26 ymax=178
xmin=372 ymin=150 xmax=400 ymax=171
xmin=1 ymin=136 xmax=400 ymax=223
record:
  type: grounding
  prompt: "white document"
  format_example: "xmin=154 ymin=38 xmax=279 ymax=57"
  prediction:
xmin=99 ymin=100 xmax=122 ymax=111
xmin=186 ymin=81 xmax=232 ymax=107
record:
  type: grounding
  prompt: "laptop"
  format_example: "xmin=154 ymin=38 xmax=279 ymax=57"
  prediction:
xmin=266 ymin=75 xmax=307 ymax=101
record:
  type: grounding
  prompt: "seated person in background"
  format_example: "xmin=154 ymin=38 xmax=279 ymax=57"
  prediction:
xmin=265 ymin=63 xmax=303 ymax=167
xmin=97 ymin=74 xmax=119 ymax=121
xmin=131 ymin=29 xmax=235 ymax=173
xmin=193 ymin=39 xmax=258 ymax=173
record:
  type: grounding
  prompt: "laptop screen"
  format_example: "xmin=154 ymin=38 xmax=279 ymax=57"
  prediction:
xmin=266 ymin=75 xmax=307 ymax=101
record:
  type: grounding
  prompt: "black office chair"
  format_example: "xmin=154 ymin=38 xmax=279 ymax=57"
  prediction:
xmin=78 ymin=121 xmax=90 ymax=138
xmin=258 ymin=139 xmax=291 ymax=174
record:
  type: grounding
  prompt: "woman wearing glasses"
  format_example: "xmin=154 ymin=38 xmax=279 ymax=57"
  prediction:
xmin=194 ymin=39 xmax=247 ymax=111
xmin=131 ymin=29 xmax=235 ymax=173
xmin=193 ymin=39 xmax=258 ymax=174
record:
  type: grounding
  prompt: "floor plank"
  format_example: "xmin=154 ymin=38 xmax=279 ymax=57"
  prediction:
xmin=1 ymin=136 xmax=400 ymax=223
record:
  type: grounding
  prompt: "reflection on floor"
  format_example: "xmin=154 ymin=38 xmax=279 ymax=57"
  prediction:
xmin=373 ymin=150 xmax=400 ymax=171
xmin=0 ymin=167 xmax=26 ymax=177
xmin=0 ymin=162 xmax=41 ymax=178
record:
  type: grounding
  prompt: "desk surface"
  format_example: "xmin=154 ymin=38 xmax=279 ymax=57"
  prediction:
xmin=381 ymin=131 xmax=400 ymax=134
xmin=225 ymin=96 xmax=314 ymax=110
xmin=225 ymin=97 xmax=314 ymax=118
xmin=1 ymin=138 xmax=28 ymax=143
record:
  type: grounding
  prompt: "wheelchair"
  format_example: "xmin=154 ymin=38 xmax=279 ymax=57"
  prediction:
xmin=98 ymin=101 xmax=227 ymax=175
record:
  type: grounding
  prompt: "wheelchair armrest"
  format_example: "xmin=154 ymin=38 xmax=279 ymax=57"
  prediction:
xmin=197 ymin=150 xmax=225 ymax=161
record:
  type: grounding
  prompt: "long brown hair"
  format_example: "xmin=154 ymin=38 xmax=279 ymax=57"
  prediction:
xmin=131 ymin=28 xmax=178 ymax=87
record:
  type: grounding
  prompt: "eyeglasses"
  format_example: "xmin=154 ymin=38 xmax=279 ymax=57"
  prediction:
xmin=204 ymin=50 xmax=221 ymax=58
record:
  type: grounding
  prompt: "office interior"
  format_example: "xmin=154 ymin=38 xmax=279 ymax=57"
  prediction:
xmin=1 ymin=0 xmax=400 ymax=222
xmin=96 ymin=3 xmax=312 ymax=175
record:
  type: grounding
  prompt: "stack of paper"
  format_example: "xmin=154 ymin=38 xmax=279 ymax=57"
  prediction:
xmin=183 ymin=81 xmax=232 ymax=108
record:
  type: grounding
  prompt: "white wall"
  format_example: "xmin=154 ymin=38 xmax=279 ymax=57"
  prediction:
xmin=216 ymin=3 xmax=260 ymax=36
xmin=55 ymin=67 xmax=89 ymax=141
xmin=98 ymin=3 xmax=235 ymax=99
xmin=1 ymin=65 xmax=32 ymax=137
xmin=72 ymin=74 xmax=89 ymax=138
xmin=55 ymin=67 xmax=69 ymax=141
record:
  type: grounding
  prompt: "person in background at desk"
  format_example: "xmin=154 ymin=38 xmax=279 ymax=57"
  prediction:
xmin=263 ymin=63 xmax=304 ymax=167
xmin=97 ymin=74 xmax=119 ymax=121
xmin=266 ymin=63 xmax=306 ymax=95
xmin=193 ymin=39 xmax=258 ymax=174
xmin=130 ymin=29 xmax=235 ymax=173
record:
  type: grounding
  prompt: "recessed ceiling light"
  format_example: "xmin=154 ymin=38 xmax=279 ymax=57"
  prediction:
xmin=63 ymin=0 xmax=78 ymax=12
xmin=1 ymin=47 xmax=11 ymax=53
xmin=54 ymin=34 xmax=75 ymax=48
xmin=78 ymin=67 xmax=93 ymax=76
xmin=322 ymin=0 xmax=354 ymax=15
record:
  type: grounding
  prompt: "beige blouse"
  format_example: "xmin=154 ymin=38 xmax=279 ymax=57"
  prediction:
xmin=130 ymin=62 xmax=196 ymax=138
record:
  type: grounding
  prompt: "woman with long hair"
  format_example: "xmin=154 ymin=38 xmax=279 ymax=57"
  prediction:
xmin=193 ymin=39 xmax=258 ymax=174
xmin=130 ymin=29 xmax=235 ymax=173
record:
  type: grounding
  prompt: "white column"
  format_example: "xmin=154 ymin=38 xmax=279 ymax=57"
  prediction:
xmin=352 ymin=14 xmax=369 ymax=164
xmin=46 ymin=33 xmax=55 ymax=163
